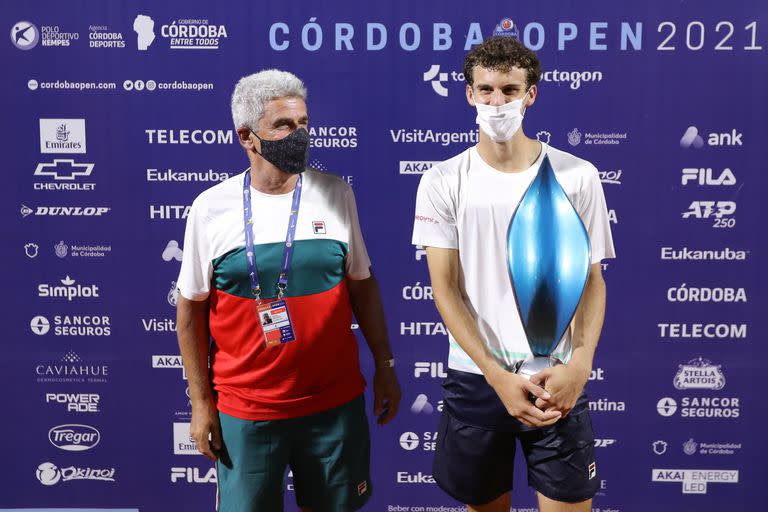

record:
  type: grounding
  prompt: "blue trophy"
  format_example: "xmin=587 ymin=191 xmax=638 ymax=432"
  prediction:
xmin=506 ymin=155 xmax=591 ymax=379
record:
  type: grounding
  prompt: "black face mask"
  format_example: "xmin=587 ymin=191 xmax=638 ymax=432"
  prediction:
xmin=253 ymin=127 xmax=310 ymax=175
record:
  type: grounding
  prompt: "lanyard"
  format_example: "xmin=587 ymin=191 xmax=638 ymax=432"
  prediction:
xmin=242 ymin=170 xmax=303 ymax=302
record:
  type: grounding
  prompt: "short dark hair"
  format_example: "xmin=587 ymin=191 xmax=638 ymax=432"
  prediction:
xmin=463 ymin=37 xmax=541 ymax=89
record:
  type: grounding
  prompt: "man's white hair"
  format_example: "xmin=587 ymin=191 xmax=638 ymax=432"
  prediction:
xmin=231 ymin=70 xmax=307 ymax=130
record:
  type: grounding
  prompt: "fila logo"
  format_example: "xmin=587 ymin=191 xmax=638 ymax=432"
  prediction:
xmin=681 ymin=168 xmax=736 ymax=186
xmin=312 ymin=221 xmax=326 ymax=234
xmin=414 ymin=362 xmax=447 ymax=378
xmin=588 ymin=462 xmax=597 ymax=480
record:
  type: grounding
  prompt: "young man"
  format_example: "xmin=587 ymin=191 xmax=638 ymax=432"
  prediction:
xmin=412 ymin=37 xmax=615 ymax=512
xmin=177 ymin=69 xmax=401 ymax=512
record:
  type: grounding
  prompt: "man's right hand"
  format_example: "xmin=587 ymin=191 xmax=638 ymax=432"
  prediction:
xmin=485 ymin=366 xmax=562 ymax=428
xmin=190 ymin=398 xmax=223 ymax=461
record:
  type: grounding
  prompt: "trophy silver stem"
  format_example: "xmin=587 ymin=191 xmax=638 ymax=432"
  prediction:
xmin=515 ymin=355 xmax=562 ymax=380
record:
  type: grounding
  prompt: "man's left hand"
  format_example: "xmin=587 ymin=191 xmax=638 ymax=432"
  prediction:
xmin=373 ymin=367 xmax=401 ymax=425
xmin=530 ymin=363 xmax=590 ymax=418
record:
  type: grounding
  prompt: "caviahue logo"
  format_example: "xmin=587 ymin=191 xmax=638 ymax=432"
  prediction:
xmin=49 ymin=424 xmax=100 ymax=451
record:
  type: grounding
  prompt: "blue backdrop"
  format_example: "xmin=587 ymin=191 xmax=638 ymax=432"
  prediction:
xmin=2 ymin=1 xmax=766 ymax=511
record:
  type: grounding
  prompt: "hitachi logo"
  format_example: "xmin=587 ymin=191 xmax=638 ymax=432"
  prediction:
xmin=150 ymin=205 xmax=191 ymax=220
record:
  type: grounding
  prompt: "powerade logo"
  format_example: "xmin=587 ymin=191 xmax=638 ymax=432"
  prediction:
xmin=268 ymin=19 xmax=763 ymax=52
xmin=49 ymin=424 xmax=100 ymax=451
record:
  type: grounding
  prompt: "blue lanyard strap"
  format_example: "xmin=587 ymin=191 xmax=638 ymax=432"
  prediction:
xmin=242 ymin=170 xmax=303 ymax=302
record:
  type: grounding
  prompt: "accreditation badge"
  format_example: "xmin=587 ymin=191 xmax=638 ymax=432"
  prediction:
xmin=257 ymin=299 xmax=297 ymax=348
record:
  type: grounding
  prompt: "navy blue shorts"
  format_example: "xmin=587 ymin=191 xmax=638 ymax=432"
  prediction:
xmin=433 ymin=369 xmax=599 ymax=505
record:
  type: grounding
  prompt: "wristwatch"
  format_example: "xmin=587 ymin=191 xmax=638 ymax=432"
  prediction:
xmin=376 ymin=358 xmax=395 ymax=369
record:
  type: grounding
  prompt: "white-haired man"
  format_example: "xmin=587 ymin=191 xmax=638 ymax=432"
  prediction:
xmin=176 ymin=69 xmax=400 ymax=511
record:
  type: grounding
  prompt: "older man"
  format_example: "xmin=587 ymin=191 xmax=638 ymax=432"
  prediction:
xmin=176 ymin=69 xmax=400 ymax=512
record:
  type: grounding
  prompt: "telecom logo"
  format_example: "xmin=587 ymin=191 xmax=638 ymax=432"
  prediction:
xmin=48 ymin=424 xmax=100 ymax=451
xmin=36 ymin=462 xmax=115 ymax=486
xmin=11 ymin=21 xmax=39 ymax=50
xmin=652 ymin=468 xmax=738 ymax=494
xmin=657 ymin=397 xmax=678 ymax=417
xmin=39 ymin=119 xmax=86 ymax=153
xmin=674 ymin=357 xmax=725 ymax=390
xmin=680 ymin=126 xmax=743 ymax=148
xmin=163 ymin=240 xmax=183 ymax=262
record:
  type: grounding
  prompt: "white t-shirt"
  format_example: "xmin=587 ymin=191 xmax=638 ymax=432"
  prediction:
xmin=178 ymin=169 xmax=371 ymax=302
xmin=412 ymin=143 xmax=616 ymax=375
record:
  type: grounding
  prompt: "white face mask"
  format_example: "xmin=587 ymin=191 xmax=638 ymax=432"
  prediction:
xmin=473 ymin=88 xmax=531 ymax=142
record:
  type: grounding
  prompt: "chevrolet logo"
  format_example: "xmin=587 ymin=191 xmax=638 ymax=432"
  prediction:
xmin=34 ymin=159 xmax=94 ymax=180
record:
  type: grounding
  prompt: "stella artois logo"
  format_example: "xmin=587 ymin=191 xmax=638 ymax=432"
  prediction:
xmin=673 ymin=357 xmax=725 ymax=390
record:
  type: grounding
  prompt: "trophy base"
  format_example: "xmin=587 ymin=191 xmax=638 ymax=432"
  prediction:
xmin=515 ymin=355 xmax=562 ymax=380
